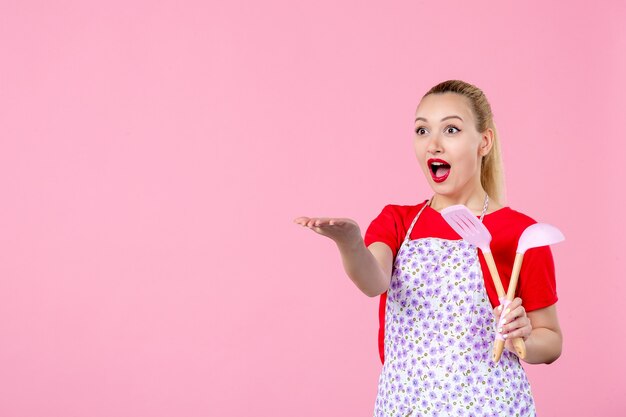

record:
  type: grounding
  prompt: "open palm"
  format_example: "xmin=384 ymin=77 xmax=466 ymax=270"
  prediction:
xmin=293 ymin=216 xmax=362 ymax=246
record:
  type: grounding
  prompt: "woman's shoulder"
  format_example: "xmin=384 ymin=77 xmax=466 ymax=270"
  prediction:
xmin=381 ymin=199 xmax=429 ymax=210
xmin=485 ymin=206 xmax=539 ymax=239
xmin=377 ymin=200 xmax=430 ymax=219
xmin=490 ymin=206 xmax=537 ymax=224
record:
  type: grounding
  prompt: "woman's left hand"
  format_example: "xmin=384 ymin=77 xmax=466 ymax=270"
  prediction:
xmin=493 ymin=297 xmax=533 ymax=355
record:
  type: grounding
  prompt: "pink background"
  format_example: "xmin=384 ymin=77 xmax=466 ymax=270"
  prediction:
xmin=1 ymin=1 xmax=624 ymax=416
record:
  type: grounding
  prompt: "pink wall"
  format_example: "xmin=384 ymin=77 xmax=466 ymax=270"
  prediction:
xmin=1 ymin=1 xmax=624 ymax=416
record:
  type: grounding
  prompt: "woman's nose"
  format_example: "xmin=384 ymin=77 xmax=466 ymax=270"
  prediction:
xmin=426 ymin=135 xmax=443 ymax=154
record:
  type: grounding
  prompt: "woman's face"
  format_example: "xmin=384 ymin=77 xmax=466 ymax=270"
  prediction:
xmin=413 ymin=92 xmax=492 ymax=198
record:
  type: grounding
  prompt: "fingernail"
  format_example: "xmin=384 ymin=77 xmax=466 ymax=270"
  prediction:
xmin=497 ymin=327 xmax=503 ymax=333
xmin=501 ymin=318 xmax=507 ymax=325
xmin=504 ymin=309 xmax=510 ymax=315
xmin=503 ymin=334 xmax=508 ymax=339
xmin=497 ymin=305 xmax=502 ymax=311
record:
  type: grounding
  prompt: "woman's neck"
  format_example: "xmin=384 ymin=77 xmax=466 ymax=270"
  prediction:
xmin=429 ymin=188 xmax=500 ymax=215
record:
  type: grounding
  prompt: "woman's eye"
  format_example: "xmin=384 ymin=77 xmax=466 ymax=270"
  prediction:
xmin=415 ymin=127 xmax=427 ymax=135
xmin=446 ymin=126 xmax=460 ymax=134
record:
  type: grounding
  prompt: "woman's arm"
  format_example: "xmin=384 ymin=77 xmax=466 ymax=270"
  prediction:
xmin=523 ymin=305 xmax=563 ymax=364
xmin=294 ymin=217 xmax=393 ymax=297
xmin=338 ymin=240 xmax=393 ymax=297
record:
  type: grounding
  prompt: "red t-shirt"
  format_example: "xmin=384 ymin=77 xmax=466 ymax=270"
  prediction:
xmin=364 ymin=201 xmax=558 ymax=364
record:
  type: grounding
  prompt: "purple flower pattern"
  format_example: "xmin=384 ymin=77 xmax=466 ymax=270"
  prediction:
xmin=374 ymin=237 xmax=535 ymax=417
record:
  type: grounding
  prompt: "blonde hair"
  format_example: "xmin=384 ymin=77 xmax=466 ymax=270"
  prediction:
xmin=423 ymin=80 xmax=506 ymax=204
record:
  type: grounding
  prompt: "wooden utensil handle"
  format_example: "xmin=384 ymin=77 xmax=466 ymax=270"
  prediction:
xmin=483 ymin=251 xmax=507 ymax=363
xmin=507 ymin=253 xmax=524 ymax=301
xmin=493 ymin=337 xmax=527 ymax=361
xmin=493 ymin=339 xmax=505 ymax=363
xmin=505 ymin=253 xmax=527 ymax=359
xmin=512 ymin=337 xmax=527 ymax=358
xmin=483 ymin=252 xmax=506 ymax=298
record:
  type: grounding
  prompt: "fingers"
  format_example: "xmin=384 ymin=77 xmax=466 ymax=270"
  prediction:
xmin=293 ymin=217 xmax=361 ymax=245
xmin=501 ymin=316 xmax=532 ymax=340
xmin=502 ymin=297 xmax=522 ymax=315
xmin=493 ymin=302 xmax=511 ymax=323
xmin=293 ymin=217 xmax=310 ymax=226
xmin=496 ymin=298 xmax=521 ymax=323
xmin=293 ymin=217 xmax=345 ymax=228
xmin=498 ymin=298 xmax=532 ymax=340
xmin=493 ymin=306 xmax=502 ymax=322
xmin=293 ymin=217 xmax=326 ymax=227
xmin=307 ymin=218 xmax=330 ymax=228
xmin=293 ymin=217 xmax=341 ymax=238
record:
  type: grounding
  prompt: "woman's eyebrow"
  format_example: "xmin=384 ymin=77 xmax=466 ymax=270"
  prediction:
xmin=414 ymin=115 xmax=464 ymax=123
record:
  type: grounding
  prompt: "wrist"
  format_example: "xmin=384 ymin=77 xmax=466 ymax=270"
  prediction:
xmin=336 ymin=235 xmax=365 ymax=253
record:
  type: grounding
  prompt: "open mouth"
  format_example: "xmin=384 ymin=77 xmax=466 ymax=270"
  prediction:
xmin=428 ymin=158 xmax=451 ymax=183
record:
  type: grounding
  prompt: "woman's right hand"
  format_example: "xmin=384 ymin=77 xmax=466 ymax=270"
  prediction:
xmin=294 ymin=216 xmax=392 ymax=297
xmin=293 ymin=217 xmax=362 ymax=248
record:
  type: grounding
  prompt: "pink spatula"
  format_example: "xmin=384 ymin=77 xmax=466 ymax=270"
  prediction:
xmin=440 ymin=204 xmax=511 ymax=362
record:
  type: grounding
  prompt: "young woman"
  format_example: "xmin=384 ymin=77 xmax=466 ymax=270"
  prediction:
xmin=294 ymin=80 xmax=562 ymax=416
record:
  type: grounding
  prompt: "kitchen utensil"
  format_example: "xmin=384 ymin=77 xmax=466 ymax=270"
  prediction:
xmin=493 ymin=223 xmax=565 ymax=361
xmin=441 ymin=204 xmax=524 ymax=362
xmin=441 ymin=205 xmax=513 ymax=362
xmin=441 ymin=205 xmax=507 ymax=297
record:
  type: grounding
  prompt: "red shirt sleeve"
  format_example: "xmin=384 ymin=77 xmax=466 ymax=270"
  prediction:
xmin=363 ymin=203 xmax=427 ymax=256
xmin=478 ymin=209 xmax=558 ymax=312
xmin=518 ymin=245 xmax=558 ymax=311
xmin=363 ymin=205 xmax=402 ymax=257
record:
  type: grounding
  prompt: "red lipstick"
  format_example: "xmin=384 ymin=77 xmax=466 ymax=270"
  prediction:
xmin=428 ymin=158 xmax=451 ymax=183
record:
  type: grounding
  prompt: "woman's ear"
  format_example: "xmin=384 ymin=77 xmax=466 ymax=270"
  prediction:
xmin=480 ymin=128 xmax=495 ymax=156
